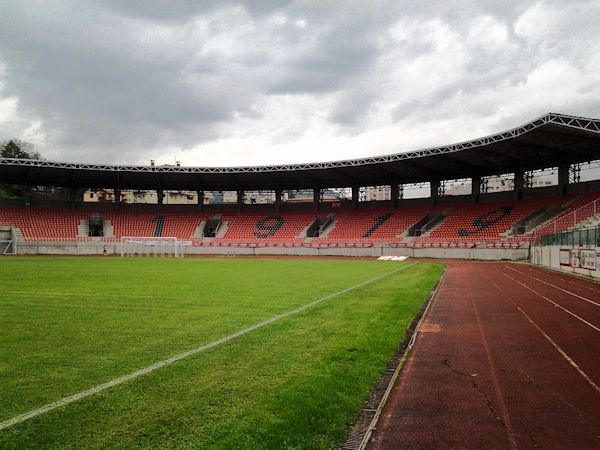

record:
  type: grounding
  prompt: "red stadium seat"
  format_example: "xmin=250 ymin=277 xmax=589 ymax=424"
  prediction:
xmin=1 ymin=192 xmax=598 ymax=248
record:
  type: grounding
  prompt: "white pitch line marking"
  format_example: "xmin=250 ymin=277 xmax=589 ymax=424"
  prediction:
xmin=507 ymin=266 xmax=600 ymax=308
xmin=499 ymin=268 xmax=600 ymax=333
xmin=0 ymin=262 xmax=418 ymax=432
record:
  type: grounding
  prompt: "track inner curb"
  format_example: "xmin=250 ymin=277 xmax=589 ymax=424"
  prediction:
xmin=341 ymin=264 xmax=447 ymax=450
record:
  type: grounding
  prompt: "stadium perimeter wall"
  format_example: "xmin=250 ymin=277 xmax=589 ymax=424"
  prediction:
xmin=13 ymin=241 xmax=528 ymax=260
xmin=530 ymin=245 xmax=600 ymax=279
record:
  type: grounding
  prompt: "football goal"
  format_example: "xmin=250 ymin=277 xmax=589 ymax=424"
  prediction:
xmin=0 ymin=240 xmax=16 ymax=255
xmin=120 ymin=237 xmax=191 ymax=258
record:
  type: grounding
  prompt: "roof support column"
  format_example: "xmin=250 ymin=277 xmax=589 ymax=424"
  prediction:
xmin=275 ymin=189 xmax=282 ymax=212
xmin=558 ymin=165 xmax=569 ymax=196
xmin=236 ymin=190 xmax=244 ymax=213
xmin=471 ymin=175 xmax=481 ymax=204
xmin=197 ymin=190 xmax=204 ymax=212
xmin=351 ymin=186 xmax=359 ymax=210
xmin=313 ymin=188 xmax=320 ymax=211
xmin=157 ymin=189 xmax=163 ymax=210
xmin=430 ymin=180 xmax=440 ymax=206
xmin=514 ymin=171 xmax=524 ymax=200
xmin=23 ymin=186 xmax=32 ymax=207
xmin=114 ymin=189 xmax=121 ymax=210
xmin=68 ymin=187 xmax=80 ymax=209
xmin=390 ymin=184 xmax=399 ymax=208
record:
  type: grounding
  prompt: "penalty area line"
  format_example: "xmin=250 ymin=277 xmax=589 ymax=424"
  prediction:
xmin=0 ymin=261 xmax=418 ymax=432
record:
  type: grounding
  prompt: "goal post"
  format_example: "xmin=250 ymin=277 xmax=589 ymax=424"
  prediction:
xmin=0 ymin=240 xmax=16 ymax=255
xmin=120 ymin=237 xmax=191 ymax=258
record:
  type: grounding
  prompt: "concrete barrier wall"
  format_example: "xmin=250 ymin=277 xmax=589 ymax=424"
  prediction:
xmin=530 ymin=245 xmax=600 ymax=279
xmin=12 ymin=241 xmax=528 ymax=260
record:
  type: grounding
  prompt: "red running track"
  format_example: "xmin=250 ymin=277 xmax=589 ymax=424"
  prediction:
xmin=369 ymin=262 xmax=600 ymax=449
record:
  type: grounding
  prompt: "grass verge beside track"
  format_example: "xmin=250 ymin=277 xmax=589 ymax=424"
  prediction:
xmin=0 ymin=257 xmax=442 ymax=449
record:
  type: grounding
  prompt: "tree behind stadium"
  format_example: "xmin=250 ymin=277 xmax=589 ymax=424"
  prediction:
xmin=0 ymin=139 xmax=40 ymax=159
xmin=0 ymin=140 xmax=62 ymax=199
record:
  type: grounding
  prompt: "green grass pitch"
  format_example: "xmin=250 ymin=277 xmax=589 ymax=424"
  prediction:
xmin=0 ymin=257 xmax=442 ymax=449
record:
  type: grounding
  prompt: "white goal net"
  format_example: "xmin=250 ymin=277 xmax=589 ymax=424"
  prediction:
xmin=120 ymin=237 xmax=191 ymax=258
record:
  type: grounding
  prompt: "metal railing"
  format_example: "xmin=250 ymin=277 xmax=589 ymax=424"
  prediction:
xmin=535 ymin=198 xmax=600 ymax=241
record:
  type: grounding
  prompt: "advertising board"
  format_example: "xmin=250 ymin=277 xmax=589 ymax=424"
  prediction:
xmin=579 ymin=249 xmax=596 ymax=270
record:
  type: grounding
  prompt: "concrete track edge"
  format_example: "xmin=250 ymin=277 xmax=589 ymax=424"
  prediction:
xmin=341 ymin=264 xmax=447 ymax=450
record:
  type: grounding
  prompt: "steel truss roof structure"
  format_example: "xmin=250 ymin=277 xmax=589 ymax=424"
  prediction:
xmin=0 ymin=113 xmax=599 ymax=191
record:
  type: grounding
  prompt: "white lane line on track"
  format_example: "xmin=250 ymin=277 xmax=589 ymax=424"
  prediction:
xmin=480 ymin=268 xmax=600 ymax=396
xmin=465 ymin=274 xmax=518 ymax=450
xmin=521 ymin=265 xmax=600 ymax=293
xmin=0 ymin=262 xmax=418 ymax=432
xmin=499 ymin=268 xmax=600 ymax=333
xmin=507 ymin=266 xmax=600 ymax=308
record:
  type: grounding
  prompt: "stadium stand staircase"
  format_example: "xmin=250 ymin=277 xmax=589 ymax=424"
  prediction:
xmin=78 ymin=219 xmax=89 ymax=237
xmin=313 ymin=213 xmax=337 ymax=239
xmin=406 ymin=199 xmax=556 ymax=248
xmin=304 ymin=213 xmax=335 ymax=238
xmin=515 ymin=196 xmax=584 ymax=236
xmin=319 ymin=208 xmax=433 ymax=244
xmin=200 ymin=215 xmax=223 ymax=238
xmin=193 ymin=220 xmax=206 ymax=238
xmin=509 ymin=205 xmax=561 ymax=235
xmin=407 ymin=211 xmax=447 ymax=237
xmin=214 ymin=220 xmax=228 ymax=238
xmin=576 ymin=215 xmax=600 ymax=229
xmin=533 ymin=195 xmax=600 ymax=239
xmin=212 ymin=213 xmax=315 ymax=245
xmin=102 ymin=220 xmax=114 ymax=237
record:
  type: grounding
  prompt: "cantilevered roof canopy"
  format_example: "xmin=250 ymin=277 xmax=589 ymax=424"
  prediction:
xmin=0 ymin=113 xmax=599 ymax=191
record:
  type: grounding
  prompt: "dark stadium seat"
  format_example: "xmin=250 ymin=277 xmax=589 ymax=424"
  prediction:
xmin=215 ymin=213 xmax=316 ymax=243
xmin=317 ymin=207 xmax=438 ymax=243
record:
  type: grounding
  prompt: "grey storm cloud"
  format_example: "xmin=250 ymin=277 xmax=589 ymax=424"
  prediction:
xmin=0 ymin=0 xmax=599 ymax=165
xmin=96 ymin=0 xmax=295 ymax=22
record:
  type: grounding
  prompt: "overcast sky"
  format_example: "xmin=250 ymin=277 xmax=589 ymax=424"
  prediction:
xmin=0 ymin=0 xmax=599 ymax=167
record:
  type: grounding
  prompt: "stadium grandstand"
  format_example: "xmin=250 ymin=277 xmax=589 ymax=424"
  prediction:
xmin=4 ymin=0 xmax=600 ymax=446
xmin=3 ymin=112 xmax=600 ymax=450
xmin=1 ymin=112 xmax=599 ymax=259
